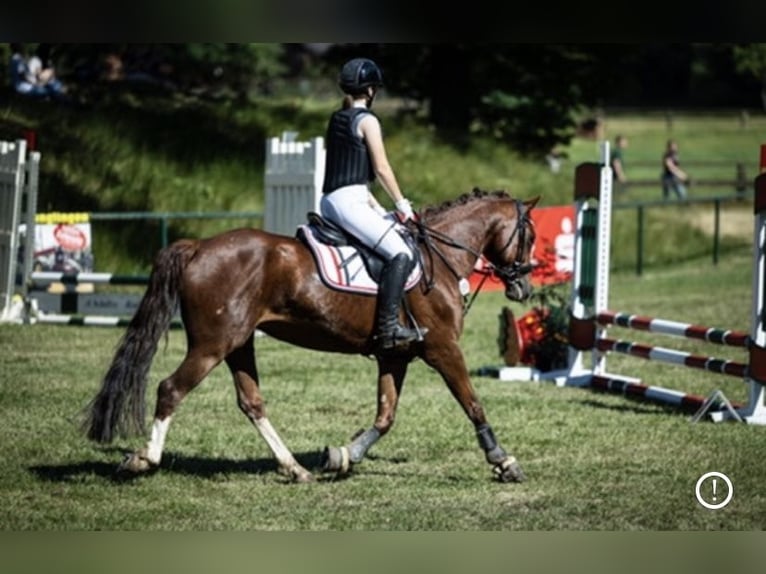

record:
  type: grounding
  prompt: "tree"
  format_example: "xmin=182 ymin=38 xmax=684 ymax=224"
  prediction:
xmin=43 ymin=44 xmax=286 ymax=100
xmin=330 ymin=44 xmax=599 ymax=157
xmin=732 ymin=44 xmax=766 ymax=111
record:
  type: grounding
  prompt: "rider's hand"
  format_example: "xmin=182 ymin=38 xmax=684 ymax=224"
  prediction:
xmin=395 ymin=198 xmax=415 ymax=223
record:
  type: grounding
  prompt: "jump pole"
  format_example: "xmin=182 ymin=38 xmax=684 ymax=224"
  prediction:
xmin=563 ymin=142 xmax=766 ymax=424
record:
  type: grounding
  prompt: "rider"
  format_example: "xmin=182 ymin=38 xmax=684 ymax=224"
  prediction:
xmin=320 ymin=57 xmax=426 ymax=351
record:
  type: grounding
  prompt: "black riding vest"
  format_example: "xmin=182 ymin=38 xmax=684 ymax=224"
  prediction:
xmin=322 ymin=107 xmax=376 ymax=194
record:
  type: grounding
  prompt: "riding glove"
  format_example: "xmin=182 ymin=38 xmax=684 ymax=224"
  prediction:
xmin=395 ymin=198 xmax=415 ymax=222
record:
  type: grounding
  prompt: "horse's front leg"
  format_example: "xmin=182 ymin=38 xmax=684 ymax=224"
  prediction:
xmin=322 ymin=356 xmax=408 ymax=475
xmin=423 ymin=340 xmax=526 ymax=483
xmin=226 ymin=338 xmax=313 ymax=483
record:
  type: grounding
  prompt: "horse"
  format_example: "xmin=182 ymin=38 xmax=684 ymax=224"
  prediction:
xmin=84 ymin=188 xmax=539 ymax=483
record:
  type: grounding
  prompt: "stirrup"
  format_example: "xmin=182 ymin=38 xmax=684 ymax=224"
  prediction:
xmin=375 ymin=325 xmax=427 ymax=350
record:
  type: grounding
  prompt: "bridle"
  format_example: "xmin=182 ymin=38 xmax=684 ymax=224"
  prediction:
xmin=413 ymin=198 xmax=535 ymax=314
xmin=491 ymin=198 xmax=535 ymax=283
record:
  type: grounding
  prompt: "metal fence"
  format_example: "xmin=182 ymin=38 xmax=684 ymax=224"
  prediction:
xmin=614 ymin=192 xmax=751 ymax=275
xmin=89 ymin=210 xmax=264 ymax=250
xmin=79 ymin=191 xmax=747 ymax=280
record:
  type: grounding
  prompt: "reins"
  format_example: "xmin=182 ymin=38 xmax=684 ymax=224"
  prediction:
xmin=411 ymin=199 xmax=533 ymax=315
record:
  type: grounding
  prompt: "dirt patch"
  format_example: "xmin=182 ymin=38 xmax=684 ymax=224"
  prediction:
xmin=688 ymin=206 xmax=752 ymax=239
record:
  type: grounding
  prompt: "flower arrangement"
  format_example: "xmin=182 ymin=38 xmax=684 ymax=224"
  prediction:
xmin=498 ymin=244 xmax=570 ymax=372
xmin=515 ymin=283 xmax=570 ymax=372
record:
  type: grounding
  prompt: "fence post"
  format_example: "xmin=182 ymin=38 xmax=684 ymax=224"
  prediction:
xmin=713 ymin=198 xmax=720 ymax=265
xmin=19 ymin=149 xmax=40 ymax=302
xmin=636 ymin=205 xmax=644 ymax=276
xmin=736 ymin=162 xmax=747 ymax=196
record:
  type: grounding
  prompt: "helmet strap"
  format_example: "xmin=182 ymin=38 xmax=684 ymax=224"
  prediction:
xmin=366 ymin=86 xmax=377 ymax=108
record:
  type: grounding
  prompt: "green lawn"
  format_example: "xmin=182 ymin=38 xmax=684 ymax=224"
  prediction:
xmin=0 ymin=246 xmax=761 ymax=530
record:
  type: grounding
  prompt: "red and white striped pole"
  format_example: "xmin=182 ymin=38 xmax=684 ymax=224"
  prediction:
xmin=596 ymin=311 xmax=749 ymax=348
xmin=595 ymin=338 xmax=748 ymax=379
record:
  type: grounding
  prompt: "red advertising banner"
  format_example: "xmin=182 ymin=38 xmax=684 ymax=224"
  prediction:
xmin=469 ymin=204 xmax=575 ymax=291
xmin=529 ymin=205 xmax=575 ymax=286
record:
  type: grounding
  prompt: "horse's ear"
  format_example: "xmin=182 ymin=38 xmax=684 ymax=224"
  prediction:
xmin=524 ymin=196 xmax=541 ymax=210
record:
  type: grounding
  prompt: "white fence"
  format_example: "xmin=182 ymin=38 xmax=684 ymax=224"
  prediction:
xmin=0 ymin=140 xmax=40 ymax=320
xmin=263 ymin=133 xmax=325 ymax=237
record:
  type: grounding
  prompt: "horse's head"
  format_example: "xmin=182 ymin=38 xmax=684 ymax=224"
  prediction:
xmin=418 ymin=189 xmax=538 ymax=303
xmin=485 ymin=196 xmax=539 ymax=302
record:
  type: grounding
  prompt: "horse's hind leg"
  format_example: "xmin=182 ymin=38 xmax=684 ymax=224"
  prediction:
xmin=423 ymin=341 xmax=525 ymax=483
xmin=120 ymin=349 xmax=220 ymax=473
xmin=322 ymin=356 xmax=408 ymax=475
xmin=225 ymin=334 xmax=313 ymax=483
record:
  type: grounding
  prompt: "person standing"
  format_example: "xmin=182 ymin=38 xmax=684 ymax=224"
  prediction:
xmin=661 ymin=139 xmax=689 ymax=200
xmin=320 ymin=57 xmax=426 ymax=351
xmin=610 ymin=134 xmax=629 ymax=193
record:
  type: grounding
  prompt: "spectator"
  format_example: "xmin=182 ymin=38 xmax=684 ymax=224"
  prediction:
xmin=9 ymin=44 xmax=36 ymax=93
xmin=27 ymin=44 xmax=66 ymax=93
xmin=545 ymin=146 xmax=568 ymax=174
xmin=610 ymin=135 xmax=629 ymax=193
xmin=8 ymin=43 xmax=68 ymax=101
xmin=661 ymin=139 xmax=689 ymax=200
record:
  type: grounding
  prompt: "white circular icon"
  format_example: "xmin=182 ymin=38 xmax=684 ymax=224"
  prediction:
xmin=695 ymin=472 xmax=733 ymax=510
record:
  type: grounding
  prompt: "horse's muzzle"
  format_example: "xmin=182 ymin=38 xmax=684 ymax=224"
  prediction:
xmin=505 ymin=277 xmax=533 ymax=302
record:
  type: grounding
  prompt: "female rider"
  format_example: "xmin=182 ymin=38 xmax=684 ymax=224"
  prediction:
xmin=320 ymin=57 xmax=426 ymax=351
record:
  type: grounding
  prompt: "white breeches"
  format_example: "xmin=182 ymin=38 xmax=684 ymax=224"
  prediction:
xmin=320 ymin=185 xmax=413 ymax=261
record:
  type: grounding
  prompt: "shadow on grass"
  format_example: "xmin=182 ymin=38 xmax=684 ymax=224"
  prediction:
xmin=27 ymin=447 xmax=472 ymax=485
xmin=29 ymin=447 xmax=330 ymax=484
xmin=579 ymin=396 xmax=695 ymax=417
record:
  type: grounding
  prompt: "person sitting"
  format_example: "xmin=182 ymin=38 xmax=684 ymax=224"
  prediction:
xmin=9 ymin=43 xmax=68 ymax=101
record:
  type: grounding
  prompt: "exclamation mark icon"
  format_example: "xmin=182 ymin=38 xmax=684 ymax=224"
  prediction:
xmin=696 ymin=472 xmax=732 ymax=509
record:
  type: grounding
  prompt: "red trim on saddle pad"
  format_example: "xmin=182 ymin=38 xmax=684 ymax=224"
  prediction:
xmin=298 ymin=225 xmax=422 ymax=296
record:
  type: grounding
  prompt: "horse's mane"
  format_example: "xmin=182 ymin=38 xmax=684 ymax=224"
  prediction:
xmin=421 ymin=187 xmax=512 ymax=219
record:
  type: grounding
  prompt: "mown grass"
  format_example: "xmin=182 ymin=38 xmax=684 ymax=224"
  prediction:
xmin=0 ymin=246 xmax=762 ymax=530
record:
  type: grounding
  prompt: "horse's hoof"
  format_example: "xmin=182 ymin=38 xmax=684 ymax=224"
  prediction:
xmin=494 ymin=457 xmax=526 ymax=483
xmin=320 ymin=446 xmax=351 ymax=474
xmin=117 ymin=449 xmax=157 ymax=474
xmin=293 ymin=470 xmax=315 ymax=484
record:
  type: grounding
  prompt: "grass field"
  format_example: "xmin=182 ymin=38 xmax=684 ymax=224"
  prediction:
xmin=0 ymin=245 xmax=762 ymax=531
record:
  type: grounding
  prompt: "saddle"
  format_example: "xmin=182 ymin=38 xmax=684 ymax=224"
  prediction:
xmin=296 ymin=212 xmax=422 ymax=295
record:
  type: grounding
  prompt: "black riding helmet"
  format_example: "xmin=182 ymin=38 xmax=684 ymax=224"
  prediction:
xmin=338 ymin=58 xmax=383 ymax=95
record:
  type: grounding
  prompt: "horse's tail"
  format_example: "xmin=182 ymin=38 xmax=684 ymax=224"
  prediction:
xmin=83 ymin=239 xmax=198 ymax=443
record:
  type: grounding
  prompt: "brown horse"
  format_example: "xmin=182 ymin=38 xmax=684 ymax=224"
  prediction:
xmin=84 ymin=189 xmax=538 ymax=483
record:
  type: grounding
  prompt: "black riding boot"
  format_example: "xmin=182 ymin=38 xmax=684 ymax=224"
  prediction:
xmin=374 ymin=253 xmax=426 ymax=351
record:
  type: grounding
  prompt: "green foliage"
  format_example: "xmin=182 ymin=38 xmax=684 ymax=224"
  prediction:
xmin=1 ymin=77 xmax=761 ymax=275
xmin=732 ymin=44 xmax=766 ymax=80
xmin=367 ymin=44 xmax=593 ymax=156
xmin=732 ymin=44 xmax=766 ymax=110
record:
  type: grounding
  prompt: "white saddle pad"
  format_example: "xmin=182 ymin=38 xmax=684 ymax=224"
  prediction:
xmin=298 ymin=224 xmax=422 ymax=295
